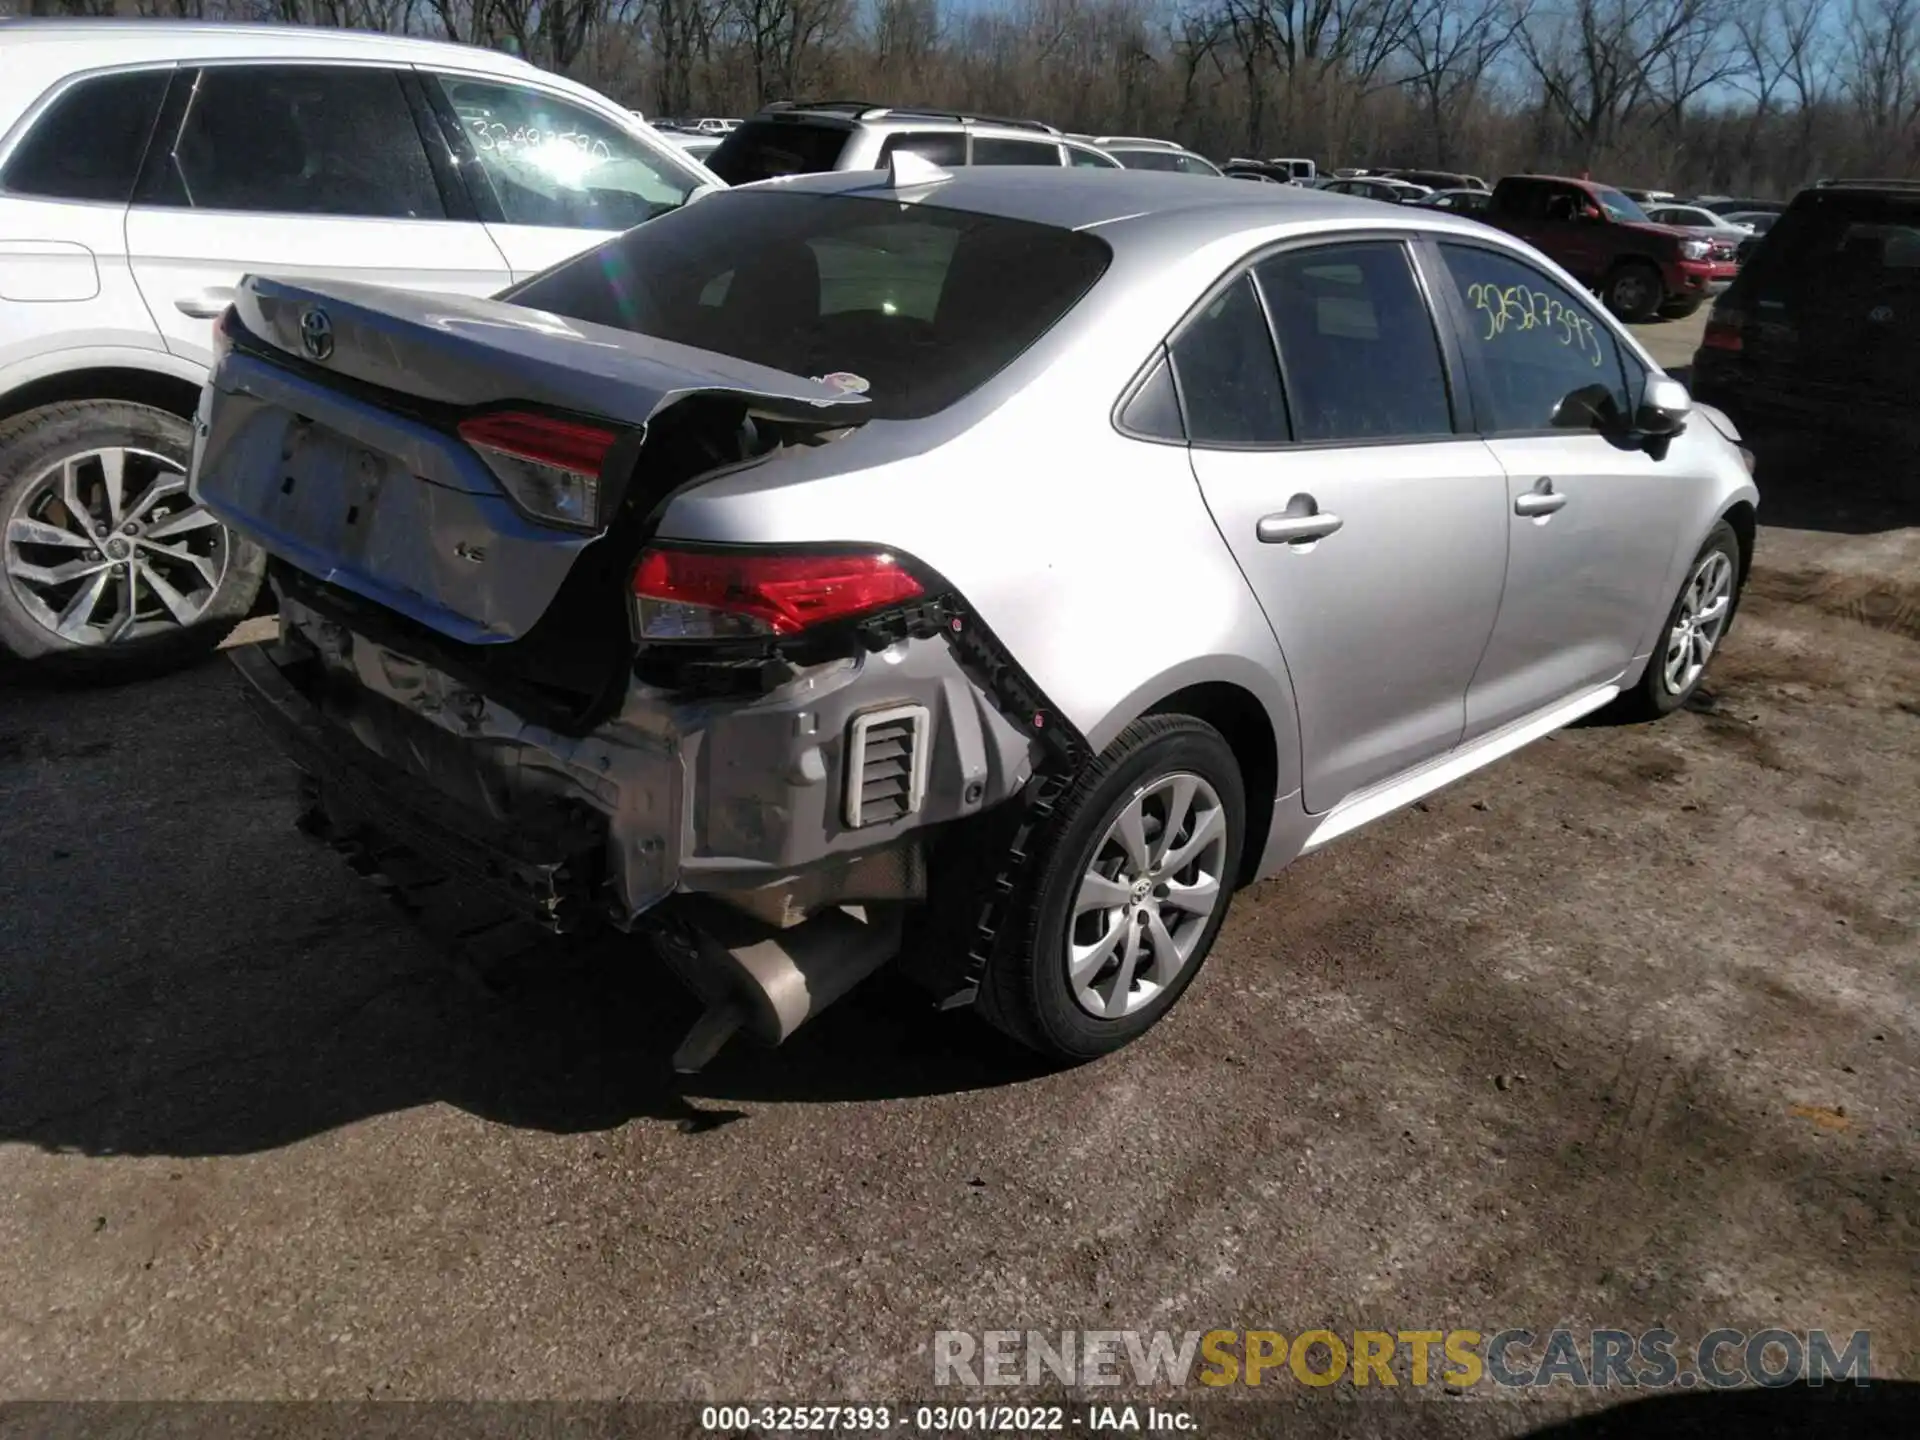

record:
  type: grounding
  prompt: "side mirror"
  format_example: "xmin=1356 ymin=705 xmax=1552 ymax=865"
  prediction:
xmin=1635 ymin=374 xmax=1692 ymax=439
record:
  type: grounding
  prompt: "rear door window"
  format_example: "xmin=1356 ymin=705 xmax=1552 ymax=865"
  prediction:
xmin=706 ymin=120 xmax=851 ymax=183
xmin=2 ymin=68 xmax=168 ymax=203
xmin=972 ymin=137 xmax=1061 ymax=166
xmin=504 ymin=190 xmax=1110 ymax=420
xmin=143 ymin=64 xmax=444 ymax=218
xmin=1256 ymin=241 xmax=1454 ymax=442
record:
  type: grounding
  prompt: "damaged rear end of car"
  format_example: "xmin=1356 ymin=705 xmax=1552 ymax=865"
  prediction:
xmin=193 ymin=246 xmax=1076 ymax=1068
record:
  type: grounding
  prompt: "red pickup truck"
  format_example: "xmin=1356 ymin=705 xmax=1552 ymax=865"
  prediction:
xmin=1481 ymin=175 xmax=1741 ymax=322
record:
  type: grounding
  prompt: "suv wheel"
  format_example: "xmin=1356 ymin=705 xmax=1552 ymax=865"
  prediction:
xmin=977 ymin=716 xmax=1245 ymax=1060
xmin=1602 ymin=261 xmax=1663 ymax=322
xmin=0 ymin=400 xmax=265 ymax=678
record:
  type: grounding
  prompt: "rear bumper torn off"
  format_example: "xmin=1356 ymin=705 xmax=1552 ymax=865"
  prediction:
xmin=229 ymin=594 xmax=1037 ymax=934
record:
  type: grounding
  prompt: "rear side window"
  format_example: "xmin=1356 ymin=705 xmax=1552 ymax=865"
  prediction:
xmin=1256 ymin=242 xmax=1453 ymax=442
xmin=504 ymin=190 xmax=1110 ymax=421
xmin=1168 ymin=274 xmax=1289 ymax=445
xmin=146 ymin=65 xmax=444 ymax=219
xmin=878 ymin=132 xmax=966 ymax=169
xmin=1115 ymin=149 xmax=1182 ymax=172
xmin=707 ymin=120 xmax=850 ymax=183
xmin=972 ymin=137 xmax=1060 ymax=166
xmin=2 ymin=69 xmax=167 ymax=203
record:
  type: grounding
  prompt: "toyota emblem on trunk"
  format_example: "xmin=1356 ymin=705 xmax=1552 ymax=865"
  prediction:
xmin=299 ymin=306 xmax=334 ymax=361
xmin=1868 ymin=304 xmax=1895 ymax=324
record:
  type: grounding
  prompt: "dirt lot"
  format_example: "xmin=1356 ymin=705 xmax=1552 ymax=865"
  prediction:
xmin=1 ymin=309 xmax=1915 ymax=1431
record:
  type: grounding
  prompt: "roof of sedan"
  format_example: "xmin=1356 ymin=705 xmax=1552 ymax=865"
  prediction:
xmin=742 ymin=165 xmax=1473 ymax=241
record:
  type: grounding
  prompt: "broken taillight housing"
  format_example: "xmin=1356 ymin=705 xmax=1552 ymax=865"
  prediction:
xmin=458 ymin=411 xmax=619 ymax=532
xmin=631 ymin=546 xmax=926 ymax=642
xmin=1702 ymin=305 xmax=1745 ymax=352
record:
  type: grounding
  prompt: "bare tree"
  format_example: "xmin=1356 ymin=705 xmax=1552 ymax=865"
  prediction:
xmin=1400 ymin=0 xmax=1524 ymax=164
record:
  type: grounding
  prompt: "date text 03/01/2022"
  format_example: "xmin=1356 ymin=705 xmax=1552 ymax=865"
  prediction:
xmin=698 ymin=1404 xmax=1197 ymax=1432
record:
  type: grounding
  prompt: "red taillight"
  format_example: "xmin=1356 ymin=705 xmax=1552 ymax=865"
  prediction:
xmin=631 ymin=547 xmax=926 ymax=640
xmin=1702 ymin=306 xmax=1745 ymax=352
xmin=457 ymin=411 xmax=618 ymax=474
xmin=458 ymin=410 xmax=619 ymax=531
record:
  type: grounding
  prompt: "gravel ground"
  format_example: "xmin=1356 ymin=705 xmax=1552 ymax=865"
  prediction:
xmin=1 ymin=310 xmax=1914 ymax=1432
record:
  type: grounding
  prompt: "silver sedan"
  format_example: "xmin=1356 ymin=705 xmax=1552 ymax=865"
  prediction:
xmin=193 ymin=165 xmax=1759 ymax=1066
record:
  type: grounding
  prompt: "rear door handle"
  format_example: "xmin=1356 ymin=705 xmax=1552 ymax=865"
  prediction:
xmin=1257 ymin=510 xmax=1343 ymax=545
xmin=174 ymin=287 xmax=235 ymax=319
xmin=1514 ymin=480 xmax=1568 ymax=518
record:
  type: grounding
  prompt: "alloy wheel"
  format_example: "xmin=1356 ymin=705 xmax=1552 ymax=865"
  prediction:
xmin=1066 ymin=772 xmax=1230 ymax=1020
xmin=3 ymin=447 xmax=227 ymax=647
xmin=1663 ymin=549 xmax=1734 ymax=695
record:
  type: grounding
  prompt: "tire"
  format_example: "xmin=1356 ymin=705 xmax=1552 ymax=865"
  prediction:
xmin=976 ymin=715 xmax=1246 ymax=1060
xmin=1602 ymin=261 xmax=1664 ymax=323
xmin=1615 ymin=520 xmax=1743 ymax=720
xmin=1659 ymin=297 xmax=1704 ymax=321
xmin=0 ymin=400 xmax=265 ymax=679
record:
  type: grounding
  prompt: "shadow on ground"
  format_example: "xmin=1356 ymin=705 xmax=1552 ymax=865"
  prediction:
xmin=0 ymin=652 xmax=1055 ymax=1158
xmin=1731 ymin=428 xmax=1918 ymax=536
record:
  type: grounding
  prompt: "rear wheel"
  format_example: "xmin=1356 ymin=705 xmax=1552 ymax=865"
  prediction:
xmin=0 ymin=400 xmax=265 ymax=678
xmin=977 ymin=716 xmax=1245 ymax=1060
xmin=1603 ymin=261 xmax=1664 ymax=323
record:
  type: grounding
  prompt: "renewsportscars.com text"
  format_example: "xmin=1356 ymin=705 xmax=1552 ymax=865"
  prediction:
xmin=933 ymin=1327 xmax=1871 ymax=1390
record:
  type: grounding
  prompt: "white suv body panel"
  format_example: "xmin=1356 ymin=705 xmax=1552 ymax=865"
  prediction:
xmin=0 ymin=21 xmax=720 ymax=410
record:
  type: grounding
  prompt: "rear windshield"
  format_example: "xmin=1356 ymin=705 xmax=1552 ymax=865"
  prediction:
xmin=502 ymin=190 xmax=1112 ymax=420
xmin=706 ymin=120 xmax=851 ymax=184
xmin=1747 ymin=191 xmax=1920 ymax=300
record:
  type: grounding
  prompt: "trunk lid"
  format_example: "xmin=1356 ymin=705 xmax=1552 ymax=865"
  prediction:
xmin=192 ymin=275 xmax=867 ymax=645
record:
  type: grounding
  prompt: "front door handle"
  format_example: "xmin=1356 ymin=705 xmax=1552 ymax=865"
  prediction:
xmin=1514 ymin=479 xmax=1569 ymax=518
xmin=175 ymin=287 xmax=235 ymax=319
xmin=1257 ymin=507 xmax=1343 ymax=545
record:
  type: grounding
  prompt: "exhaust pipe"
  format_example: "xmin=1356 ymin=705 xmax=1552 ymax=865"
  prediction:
xmin=654 ymin=899 xmax=905 ymax=1072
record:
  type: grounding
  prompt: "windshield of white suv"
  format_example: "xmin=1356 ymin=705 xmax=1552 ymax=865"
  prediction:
xmin=503 ymin=190 xmax=1112 ymax=420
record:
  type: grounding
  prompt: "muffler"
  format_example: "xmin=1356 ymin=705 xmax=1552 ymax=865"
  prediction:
xmin=653 ymin=898 xmax=905 ymax=1072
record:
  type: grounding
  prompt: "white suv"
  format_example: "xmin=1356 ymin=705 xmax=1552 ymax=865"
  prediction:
xmin=0 ymin=18 xmax=719 ymax=678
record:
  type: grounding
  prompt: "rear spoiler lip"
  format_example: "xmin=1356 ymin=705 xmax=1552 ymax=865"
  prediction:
xmin=231 ymin=273 xmax=873 ymax=430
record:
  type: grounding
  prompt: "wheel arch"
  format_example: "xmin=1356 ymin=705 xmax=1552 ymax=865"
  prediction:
xmin=1720 ymin=498 xmax=1756 ymax=588
xmin=1141 ymin=679 xmax=1283 ymax=889
xmin=1 ymin=363 xmax=205 ymax=429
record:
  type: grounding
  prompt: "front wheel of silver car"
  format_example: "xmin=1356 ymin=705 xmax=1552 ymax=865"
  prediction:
xmin=0 ymin=400 xmax=265 ymax=679
xmin=1619 ymin=519 xmax=1744 ymax=719
xmin=978 ymin=716 xmax=1245 ymax=1060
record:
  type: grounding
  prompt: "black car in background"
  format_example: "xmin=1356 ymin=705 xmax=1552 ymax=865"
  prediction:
xmin=1691 ymin=180 xmax=1920 ymax=445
